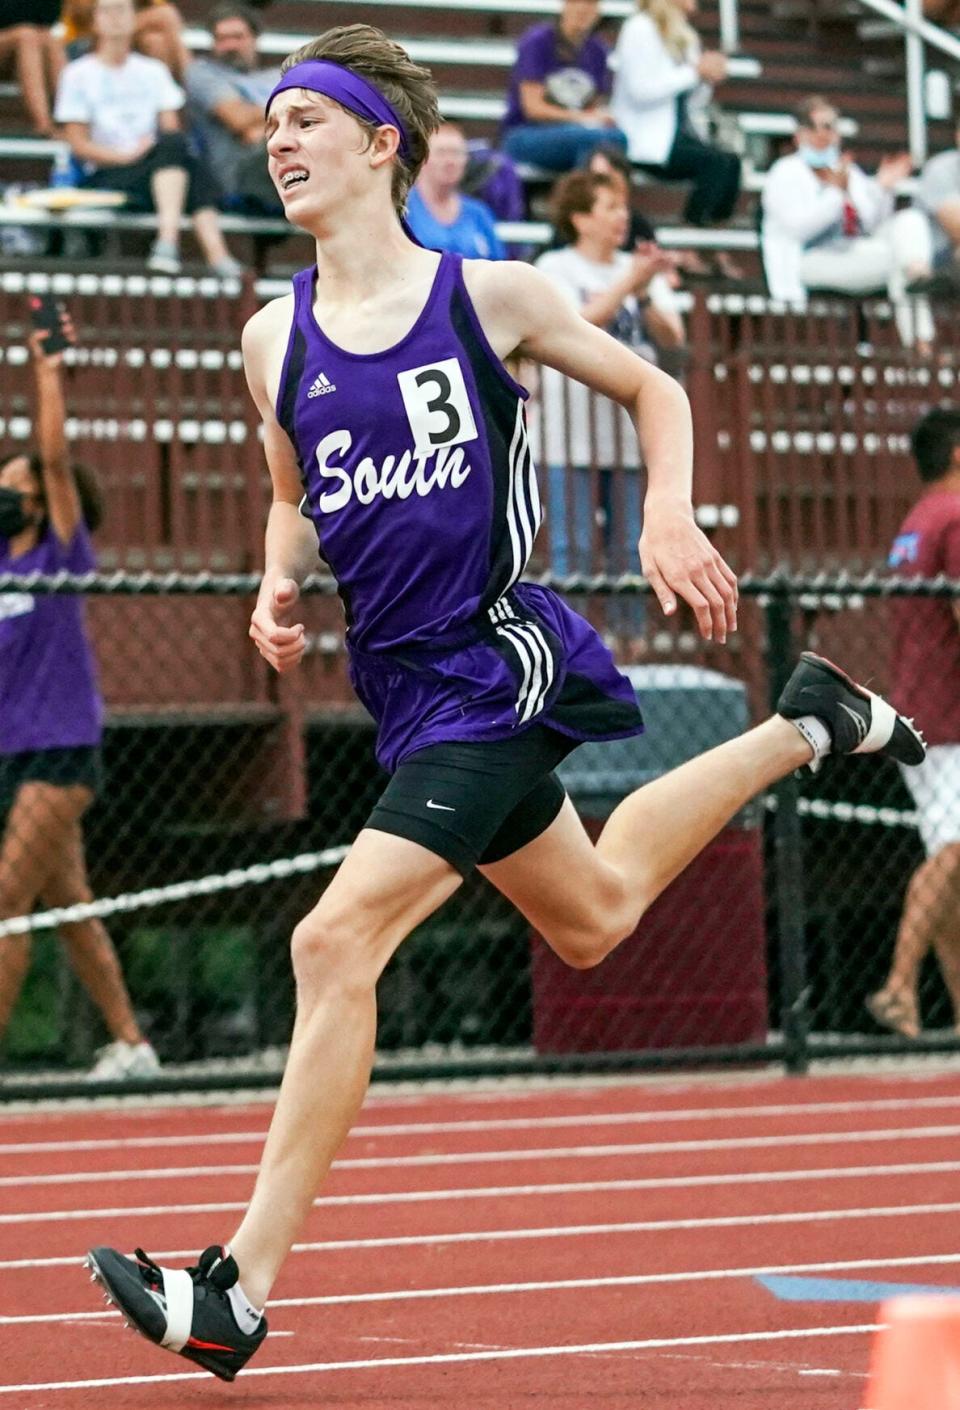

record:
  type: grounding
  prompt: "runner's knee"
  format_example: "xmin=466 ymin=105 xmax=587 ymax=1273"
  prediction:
xmin=541 ymin=885 xmax=637 ymax=970
xmin=290 ymin=901 xmax=392 ymax=996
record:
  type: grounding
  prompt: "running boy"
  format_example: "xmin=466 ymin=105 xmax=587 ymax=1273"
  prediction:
xmin=85 ymin=24 xmax=925 ymax=1381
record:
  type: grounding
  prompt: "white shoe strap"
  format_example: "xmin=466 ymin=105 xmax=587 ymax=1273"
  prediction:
xmin=159 ymin=1267 xmax=194 ymax=1351
xmin=853 ymin=692 xmax=896 ymax=755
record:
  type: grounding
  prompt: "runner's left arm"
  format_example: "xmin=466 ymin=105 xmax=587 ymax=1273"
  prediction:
xmin=465 ymin=260 xmax=737 ymax=643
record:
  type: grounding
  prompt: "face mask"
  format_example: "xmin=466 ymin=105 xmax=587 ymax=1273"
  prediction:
xmin=0 ymin=486 xmax=33 ymax=539
xmin=801 ymin=142 xmax=840 ymax=170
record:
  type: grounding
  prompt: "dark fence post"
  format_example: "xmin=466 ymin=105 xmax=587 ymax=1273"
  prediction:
xmin=765 ymin=589 xmax=811 ymax=1075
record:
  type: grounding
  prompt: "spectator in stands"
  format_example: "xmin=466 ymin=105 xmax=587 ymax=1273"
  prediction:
xmin=761 ymin=95 xmax=934 ymax=351
xmin=184 ymin=2 xmax=281 ymax=214
xmin=916 ymin=124 xmax=960 ymax=283
xmin=61 ymin=0 xmax=190 ymax=81
xmin=588 ymin=144 xmax=657 ymax=246
xmin=501 ymin=0 xmax=627 ymax=174
xmin=0 ymin=313 xmax=160 ymax=1081
xmin=868 ymin=408 xmax=960 ymax=1039
xmin=406 ymin=122 xmax=505 ymax=259
xmin=0 ymin=0 xmax=63 ymax=136
xmin=54 ymin=0 xmax=241 ymax=276
xmin=610 ymin=0 xmax=742 ymax=270
xmin=535 ymin=169 xmax=684 ymax=652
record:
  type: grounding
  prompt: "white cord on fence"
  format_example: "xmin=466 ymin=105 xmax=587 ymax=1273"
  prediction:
xmin=0 ymin=794 xmax=920 ymax=941
xmin=0 ymin=844 xmax=350 ymax=939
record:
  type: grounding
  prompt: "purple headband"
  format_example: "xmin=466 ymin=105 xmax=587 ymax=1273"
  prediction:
xmin=265 ymin=60 xmax=412 ymax=162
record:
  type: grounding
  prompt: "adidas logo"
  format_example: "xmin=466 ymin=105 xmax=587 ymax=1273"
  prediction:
xmin=307 ymin=372 xmax=336 ymax=398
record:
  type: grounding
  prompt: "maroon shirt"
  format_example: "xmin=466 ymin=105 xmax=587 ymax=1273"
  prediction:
xmin=889 ymin=489 xmax=960 ymax=746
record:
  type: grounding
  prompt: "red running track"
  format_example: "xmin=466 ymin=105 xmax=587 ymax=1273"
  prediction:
xmin=2 ymin=1067 xmax=960 ymax=1408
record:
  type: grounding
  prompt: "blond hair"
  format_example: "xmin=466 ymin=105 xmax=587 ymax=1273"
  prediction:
xmin=635 ymin=0 xmax=697 ymax=61
xmin=281 ymin=24 xmax=440 ymax=213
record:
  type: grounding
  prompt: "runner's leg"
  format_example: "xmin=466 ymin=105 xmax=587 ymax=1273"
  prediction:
xmin=226 ymin=828 xmax=462 ymax=1307
xmin=481 ymin=716 xmax=810 ymax=966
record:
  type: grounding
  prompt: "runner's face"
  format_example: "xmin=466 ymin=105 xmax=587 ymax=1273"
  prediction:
xmin=266 ymin=89 xmax=391 ymax=220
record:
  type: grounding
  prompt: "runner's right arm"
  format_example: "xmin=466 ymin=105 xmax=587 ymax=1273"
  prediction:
xmin=242 ymin=297 xmax=320 ymax=673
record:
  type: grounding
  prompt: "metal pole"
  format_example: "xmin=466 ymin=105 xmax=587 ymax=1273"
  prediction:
xmin=717 ymin=0 xmax=740 ymax=53
xmin=904 ymin=0 xmax=928 ymax=167
xmin=765 ymin=592 xmax=811 ymax=1076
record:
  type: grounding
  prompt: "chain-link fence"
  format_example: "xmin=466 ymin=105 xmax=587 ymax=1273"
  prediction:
xmin=1 ymin=572 xmax=957 ymax=1099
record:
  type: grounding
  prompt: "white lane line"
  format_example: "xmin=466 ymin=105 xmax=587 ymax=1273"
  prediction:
xmin=4 ymin=1094 xmax=960 ymax=1156
xmin=3 ymin=1159 xmax=960 ymax=1225
xmin=3 ymin=1251 xmax=959 ymax=1326
xmin=0 ymin=1325 xmax=881 ymax=1394
xmin=5 ymin=1199 xmax=960 ymax=1270
xmin=7 ymin=1123 xmax=960 ymax=1188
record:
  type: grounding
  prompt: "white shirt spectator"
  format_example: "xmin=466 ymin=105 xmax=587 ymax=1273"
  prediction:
xmin=533 ymin=245 xmax=678 ymax=467
xmin=54 ymin=51 xmax=184 ymax=158
xmin=609 ymin=12 xmax=708 ymax=165
xmin=761 ymin=149 xmax=893 ymax=302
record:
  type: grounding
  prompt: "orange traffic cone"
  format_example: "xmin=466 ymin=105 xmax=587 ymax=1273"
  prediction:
xmin=865 ymin=1296 xmax=960 ymax=1409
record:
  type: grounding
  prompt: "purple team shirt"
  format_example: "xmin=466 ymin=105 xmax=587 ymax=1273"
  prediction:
xmin=274 ymin=250 xmax=643 ymax=772
xmin=0 ymin=523 xmax=104 ymax=755
xmin=502 ymin=22 xmax=613 ymax=131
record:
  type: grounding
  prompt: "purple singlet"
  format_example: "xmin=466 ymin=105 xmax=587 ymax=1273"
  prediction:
xmin=276 ymin=251 xmax=643 ymax=770
xmin=0 ymin=523 xmax=104 ymax=755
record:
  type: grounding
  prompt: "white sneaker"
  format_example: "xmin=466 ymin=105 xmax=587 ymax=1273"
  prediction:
xmin=88 ymin=1040 xmax=161 ymax=1080
xmin=147 ymin=239 xmax=181 ymax=274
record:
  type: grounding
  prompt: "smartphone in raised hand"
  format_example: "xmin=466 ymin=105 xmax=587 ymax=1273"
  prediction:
xmin=28 ymin=294 xmax=74 ymax=356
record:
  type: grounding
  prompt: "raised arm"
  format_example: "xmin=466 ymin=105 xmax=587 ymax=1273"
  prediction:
xmin=465 ymin=259 xmax=737 ymax=642
xmin=242 ymin=298 xmax=321 ymax=673
xmin=29 ymin=326 xmax=82 ymax=546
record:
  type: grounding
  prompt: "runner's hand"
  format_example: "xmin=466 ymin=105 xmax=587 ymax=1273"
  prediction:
xmin=249 ymin=576 xmax=306 ymax=672
xmin=639 ymin=501 xmax=738 ymax=643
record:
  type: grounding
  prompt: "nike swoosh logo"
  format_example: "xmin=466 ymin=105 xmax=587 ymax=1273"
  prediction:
xmin=426 ymin=799 xmax=456 ymax=811
xmin=838 ymin=701 xmax=868 ymax=743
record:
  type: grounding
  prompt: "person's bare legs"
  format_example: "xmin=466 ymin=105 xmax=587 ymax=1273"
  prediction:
xmin=150 ymin=164 xmax=188 ymax=249
xmin=191 ymin=207 xmax=234 ymax=267
xmin=227 ymin=829 xmax=462 ymax=1308
xmin=40 ymin=818 xmax=143 ymax=1045
xmin=0 ymin=26 xmax=54 ymax=135
xmin=41 ymin=28 xmax=63 ymax=107
xmin=481 ymin=715 xmax=811 ymax=967
xmin=0 ymin=782 xmax=84 ymax=1038
xmin=871 ymin=841 xmax=960 ymax=1037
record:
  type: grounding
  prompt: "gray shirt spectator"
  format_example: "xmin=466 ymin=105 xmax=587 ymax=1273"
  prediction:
xmin=917 ymin=140 xmax=960 ymax=266
xmin=184 ymin=2 xmax=279 ymax=206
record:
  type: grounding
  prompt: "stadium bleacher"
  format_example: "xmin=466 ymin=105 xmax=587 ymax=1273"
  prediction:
xmin=0 ymin=0 xmax=939 ymax=271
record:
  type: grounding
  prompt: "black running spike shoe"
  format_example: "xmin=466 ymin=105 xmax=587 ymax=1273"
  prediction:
xmin=85 ymin=1245 xmax=267 ymax=1382
xmin=778 ymin=652 xmax=926 ymax=770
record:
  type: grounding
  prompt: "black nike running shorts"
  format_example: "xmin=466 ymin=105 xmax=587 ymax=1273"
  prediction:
xmin=363 ymin=725 xmax=578 ymax=876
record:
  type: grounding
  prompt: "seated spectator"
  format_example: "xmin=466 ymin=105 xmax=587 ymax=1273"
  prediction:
xmin=917 ymin=123 xmax=960 ymax=280
xmin=61 ymin=0 xmax=190 ymax=80
xmin=501 ymin=0 xmax=627 ymax=174
xmin=762 ymin=95 xmax=934 ymax=352
xmin=54 ymin=0 xmax=240 ymax=275
xmin=534 ymin=169 xmax=684 ymax=653
xmin=406 ymin=123 xmax=505 ymax=259
xmin=184 ymin=2 xmax=280 ymax=214
xmin=587 ymin=144 xmax=657 ymax=246
xmin=610 ymin=0 xmax=742 ymax=262
xmin=0 ymin=0 xmax=63 ymax=135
